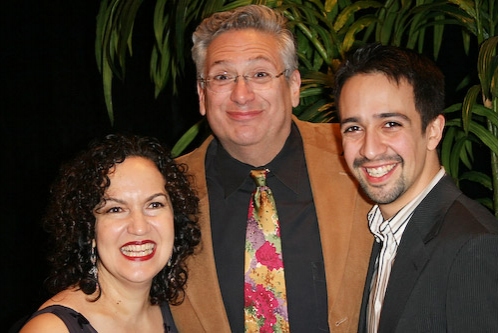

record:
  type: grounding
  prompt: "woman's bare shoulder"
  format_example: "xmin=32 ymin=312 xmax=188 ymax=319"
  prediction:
xmin=19 ymin=311 xmax=69 ymax=333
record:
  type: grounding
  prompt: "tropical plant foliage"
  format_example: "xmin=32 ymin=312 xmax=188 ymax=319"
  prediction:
xmin=431 ymin=0 xmax=497 ymax=214
xmin=95 ymin=0 xmax=497 ymax=215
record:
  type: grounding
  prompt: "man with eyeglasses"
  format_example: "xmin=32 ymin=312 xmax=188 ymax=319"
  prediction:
xmin=171 ymin=5 xmax=373 ymax=332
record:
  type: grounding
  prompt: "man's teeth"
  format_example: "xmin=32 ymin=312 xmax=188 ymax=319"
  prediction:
xmin=365 ymin=164 xmax=396 ymax=177
xmin=121 ymin=243 xmax=155 ymax=257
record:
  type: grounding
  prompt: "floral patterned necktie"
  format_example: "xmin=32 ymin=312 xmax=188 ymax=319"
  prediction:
xmin=244 ymin=169 xmax=289 ymax=332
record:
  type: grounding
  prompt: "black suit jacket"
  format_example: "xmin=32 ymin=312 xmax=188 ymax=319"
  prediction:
xmin=358 ymin=175 xmax=497 ymax=333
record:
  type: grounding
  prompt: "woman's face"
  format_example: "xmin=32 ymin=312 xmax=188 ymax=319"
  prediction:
xmin=93 ymin=156 xmax=174 ymax=287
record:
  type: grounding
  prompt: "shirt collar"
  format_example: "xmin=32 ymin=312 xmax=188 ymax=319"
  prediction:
xmin=214 ymin=122 xmax=305 ymax=198
xmin=368 ymin=167 xmax=446 ymax=243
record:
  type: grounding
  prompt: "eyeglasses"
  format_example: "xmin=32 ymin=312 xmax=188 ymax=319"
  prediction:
xmin=199 ymin=69 xmax=288 ymax=93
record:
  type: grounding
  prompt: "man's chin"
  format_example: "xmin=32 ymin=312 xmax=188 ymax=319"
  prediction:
xmin=361 ymin=183 xmax=400 ymax=205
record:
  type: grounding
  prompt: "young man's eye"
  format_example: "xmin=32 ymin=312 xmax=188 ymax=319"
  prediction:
xmin=385 ymin=121 xmax=401 ymax=128
xmin=343 ymin=125 xmax=360 ymax=133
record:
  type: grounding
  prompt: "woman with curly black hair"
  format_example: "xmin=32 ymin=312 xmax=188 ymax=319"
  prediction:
xmin=20 ymin=134 xmax=200 ymax=332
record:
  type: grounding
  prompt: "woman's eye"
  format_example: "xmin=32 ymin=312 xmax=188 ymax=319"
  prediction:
xmin=149 ymin=202 xmax=165 ymax=209
xmin=106 ymin=207 xmax=122 ymax=213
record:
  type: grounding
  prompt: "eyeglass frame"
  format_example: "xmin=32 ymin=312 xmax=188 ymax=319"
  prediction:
xmin=198 ymin=69 xmax=289 ymax=93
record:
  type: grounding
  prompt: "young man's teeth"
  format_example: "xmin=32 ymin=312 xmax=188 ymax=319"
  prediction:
xmin=366 ymin=164 xmax=395 ymax=177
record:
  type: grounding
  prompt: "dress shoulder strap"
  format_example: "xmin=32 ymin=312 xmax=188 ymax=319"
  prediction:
xmin=160 ymin=302 xmax=178 ymax=333
xmin=27 ymin=305 xmax=97 ymax=333
xmin=26 ymin=303 xmax=175 ymax=332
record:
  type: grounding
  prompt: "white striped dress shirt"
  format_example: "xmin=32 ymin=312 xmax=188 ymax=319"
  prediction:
xmin=367 ymin=167 xmax=445 ymax=333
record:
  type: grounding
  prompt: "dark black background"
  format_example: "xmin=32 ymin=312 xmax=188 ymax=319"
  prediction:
xmin=2 ymin=1 xmax=477 ymax=330
xmin=2 ymin=1 xmax=200 ymax=328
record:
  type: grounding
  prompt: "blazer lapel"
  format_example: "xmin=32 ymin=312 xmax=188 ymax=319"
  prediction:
xmin=298 ymin=119 xmax=349 ymax=305
xmin=174 ymin=137 xmax=232 ymax=332
xmin=377 ymin=176 xmax=461 ymax=332
xmin=377 ymin=226 xmax=430 ymax=332
xmin=295 ymin=117 xmax=373 ymax=331
xmin=358 ymin=241 xmax=381 ymax=333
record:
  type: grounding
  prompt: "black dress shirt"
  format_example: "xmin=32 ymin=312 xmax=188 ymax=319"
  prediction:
xmin=206 ymin=124 xmax=329 ymax=332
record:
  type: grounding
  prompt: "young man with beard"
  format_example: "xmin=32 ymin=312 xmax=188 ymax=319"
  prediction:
xmin=336 ymin=43 xmax=497 ymax=333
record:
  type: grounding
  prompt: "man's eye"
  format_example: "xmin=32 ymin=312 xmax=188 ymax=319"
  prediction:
xmin=213 ymin=74 xmax=232 ymax=81
xmin=252 ymin=71 xmax=270 ymax=79
xmin=344 ymin=126 xmax=360 ymax=133
xmin=385 ymin=121 xmax=401 ymax=128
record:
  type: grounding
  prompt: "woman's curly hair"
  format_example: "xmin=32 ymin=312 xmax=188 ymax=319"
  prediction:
xmin=42 ymin=133 xmax=200 ymax=305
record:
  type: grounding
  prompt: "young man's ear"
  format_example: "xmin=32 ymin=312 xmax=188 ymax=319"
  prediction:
xmin=426 ymin=114 xmax=445 ymax=151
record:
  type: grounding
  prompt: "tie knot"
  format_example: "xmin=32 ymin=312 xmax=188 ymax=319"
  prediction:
xmin=250 ymin=169 xmax=268 ymax=187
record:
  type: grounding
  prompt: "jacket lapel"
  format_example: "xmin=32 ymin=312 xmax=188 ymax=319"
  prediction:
xmin=296 ymin=117 xmax=373 ymax=331
xmin=174 ymin=136 xmax=232 ymax=332
xmin=377 ymin=176 xmax=461 ymax=332
xmin=377 ymin=225 xmax=430 ymax=332
xmin=358 ymin=241 xmax=381 ymax=333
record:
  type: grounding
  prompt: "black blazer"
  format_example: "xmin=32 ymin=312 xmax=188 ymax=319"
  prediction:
xmin=358 ymin=175 xmax=497 ymax=333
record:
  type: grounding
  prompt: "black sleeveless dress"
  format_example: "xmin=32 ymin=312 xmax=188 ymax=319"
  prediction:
xmin=23 ymin=303 xmax=178 ymax=332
